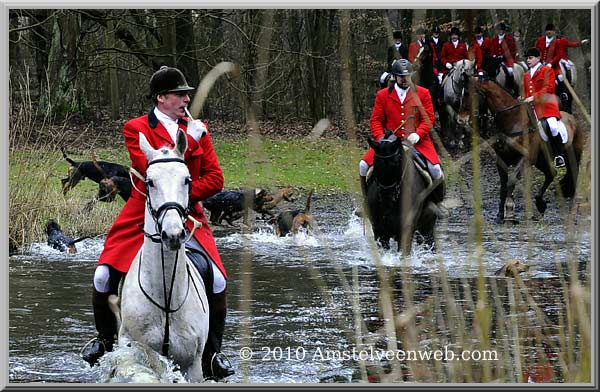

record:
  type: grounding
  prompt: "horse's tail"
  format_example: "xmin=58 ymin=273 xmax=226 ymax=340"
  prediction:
xmin=304 ymin=189 xmax=314 ymax=212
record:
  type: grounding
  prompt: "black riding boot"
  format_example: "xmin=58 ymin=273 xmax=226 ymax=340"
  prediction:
xmin=550 ymin=133 xmax=566 ymax=168
xmin=202 ymin=289 xmax=235 ymax=381
xmin=430 ymin=179 xmax=446 ymax=204
xmin=81 ymin=288 xmax=117 ymax=367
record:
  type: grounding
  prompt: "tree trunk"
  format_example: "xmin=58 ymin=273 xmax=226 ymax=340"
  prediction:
xmin=254 ymin=9 xmax=275 ymax=119
xmin=175 ymin=9 xmax=199 ymax=88
xmin=105 ymin=18 xmax=120 ymax=120
xmin=305 ymin=10 xmax=334 ymax=121
xmin=339 ymin=9 xmax=357 ymax=143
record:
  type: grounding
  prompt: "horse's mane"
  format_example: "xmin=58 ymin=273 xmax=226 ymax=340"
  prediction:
xmin=474 ymin=75 xmax=517 ymax=106
xmin=490 ymin=78 xmax=517 ymax=100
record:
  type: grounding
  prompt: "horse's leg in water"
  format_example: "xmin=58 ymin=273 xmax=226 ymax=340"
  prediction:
xmin=445 ymin=104 xmax=458 ymax=149
xmin=559 ymin=143 xmax=580 ymax=197
xmin=504 ymin=158 xmax=525 ymax=222
xmin=416 ymin=203 xmax=437 ymax=251
xmin=186 ymin=353 xmax=205 ymax=382
xmin=534 ymin=158 xmax=557 ymax=215
xmin=496 ymin=158 xmax=509 ymax=223
xmin=379 ymin=237 xmax=391 ymax=250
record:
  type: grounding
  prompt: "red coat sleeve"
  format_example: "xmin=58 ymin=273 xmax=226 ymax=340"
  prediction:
xmin=475 ymin=44 xmax=482 ymax=68
xmin=535 ymin=37 xmax=545 ymax=55
xmin=370 ymin=90 xmax=387 ymax=141
xmin=558 ymin=37 xmax=581 ymax=60
xmin=440 ymin=42 xmax=450 ymax=65
xmin=189 ymin=129 xmax=224 ymax=204
xmin=123 ymin=119 xmax=149 ymax=177
xmin=415 ymin=88 xmax=435 ymax=140
xmin=561 ymin=37 xmax=582 ymax=48
xmin=408 ymin=42 xmax=418 ymax=63
xmin=430 ymin=42 xmax=440 ymax=75
xmin=506 ymin=36 xmax=517 ymax=62
xmin=482 ymin=38 xmax=492 ymax=56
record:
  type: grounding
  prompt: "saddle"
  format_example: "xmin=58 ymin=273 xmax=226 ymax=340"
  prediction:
xmin=366 ymin=145 xmax=433 ymax=188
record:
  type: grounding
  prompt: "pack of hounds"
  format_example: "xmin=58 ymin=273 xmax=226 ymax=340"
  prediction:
xmin=51 ymin=149 xmax=527 ymax=277
xmin=49 ymin=149 xmax=316 ymax=253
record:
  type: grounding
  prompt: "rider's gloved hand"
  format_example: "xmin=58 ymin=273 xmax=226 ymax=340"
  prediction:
xmin=406 ymin=133 xmax=420 ymax=145
xmin=187 ymin=120 xmax=208 ymax=141
xmin=437 ymin=74 xmax=443 ymax=83
xmin=581 ymin=39 xmax=590 ymax=44
xmin=545 ymin=63 xmax=552 ymax=68
xmin=445 ymin=62 xmax=452 ymax=70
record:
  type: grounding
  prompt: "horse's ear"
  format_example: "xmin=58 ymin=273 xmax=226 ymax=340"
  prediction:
xmin=175 ymin=129 xmax=188 ymax=157
xmin=367 ymin=137 xmax=378 ymax=150
xmin=139 ymin=132 xmax=155 ymax=161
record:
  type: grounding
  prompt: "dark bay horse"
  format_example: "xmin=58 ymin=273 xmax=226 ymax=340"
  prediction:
xmin=458 ymin=75 xmax=585 ymax=223
xmin=365 ymin=136 xmax=441 ymax=252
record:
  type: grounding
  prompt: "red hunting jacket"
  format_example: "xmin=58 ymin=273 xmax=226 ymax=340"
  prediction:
xmin=490 ymin=34 xmax=516 ymax=67
xmin=474 ymin=36 xmax=492 ymax=57
xmin=535 ymin=36 xmax=562 ymax=72
xmin=440 ymin=41 xmax=468 ymax=73
xmin=98 ymin=109 xmax=227 ymax=278
xmin=523 ymin=65 xmax=561 ymax=119
xmin=364 ymin=84 xmax=440 ymax=165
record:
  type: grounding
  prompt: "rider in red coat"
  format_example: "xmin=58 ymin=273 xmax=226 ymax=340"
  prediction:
xmin=490 ymin=22 xmax=517 ymax=92
xmin=82 ymin=66 xmax=234 ymax=380
xmin=473 ymin=26 xmax=491 ymax=74
xmin=440 ymin=27 xmax=468 ymax=75
xmin=523 ymin=47 xmax=567 ymax=168
xmin=359 ymin=59 xmax=444 ymax=203
xmin=536 ymin=23 xmax=590 ymax=113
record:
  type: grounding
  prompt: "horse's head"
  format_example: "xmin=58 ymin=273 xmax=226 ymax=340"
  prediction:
xmin=367 ymin=135 xmax=404 ymax=187
xmin=457 ymin=73 xmax=484 ymax=127
xmin=456 ymin=59 xmax=476 ymax=77
xmin=139 ymin=130 xmax=191 ymax=251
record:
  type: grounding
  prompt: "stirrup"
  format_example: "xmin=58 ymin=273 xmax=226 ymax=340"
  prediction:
xmin=554 ymin=156 xmax=565 ymax=168
xmin=80 ymin=337 xmax=109 ymax=366
xmin=209 ymin=352 xmax=235 ymax=380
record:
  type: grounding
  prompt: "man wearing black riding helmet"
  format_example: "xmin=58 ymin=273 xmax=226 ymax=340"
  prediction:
xmin=81 ymin=66 xmax=234 ymax=381
xmin=359 ymin=59 xmax=444 ymax=206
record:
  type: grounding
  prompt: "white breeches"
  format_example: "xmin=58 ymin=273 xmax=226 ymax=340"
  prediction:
xmin=94 ymin=264 xmax=113 ymax=293
xmin=359 ymin=159 xmax=443 ymax=180
xmin=359 ymin=160 xmax=370 ymax=177
xmin=427 ymin=162 xmax=443 ymax=180
xmin=94 ymin=247 xmax=227 ymax=295
xmin=541 ymin=117 xmax=568 ymax=143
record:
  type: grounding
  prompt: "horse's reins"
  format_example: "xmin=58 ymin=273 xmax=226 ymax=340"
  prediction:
xmin=471 ymin=79 xmax=536 ymax=138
